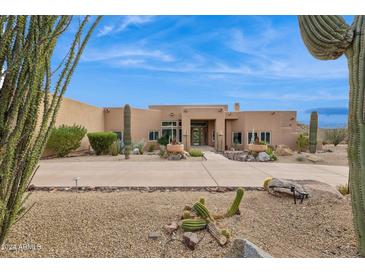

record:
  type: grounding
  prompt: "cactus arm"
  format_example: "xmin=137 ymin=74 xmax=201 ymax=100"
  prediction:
xmin=298 ymin=15 xmax=353 ymax=60
xmin=299 ymin=15 xmax=365 ymax=256
xmin=123 ymin=104 xmax=131 ymax=146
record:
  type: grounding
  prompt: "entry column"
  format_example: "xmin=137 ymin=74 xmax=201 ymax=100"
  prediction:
xmin=182 ymin=113 xmax=191 ymax=150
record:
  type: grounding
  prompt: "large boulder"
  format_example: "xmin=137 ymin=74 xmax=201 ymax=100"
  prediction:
xmin=257 ymin=152 xmax=271 ymax=162
xmin=275 ymin=144 xmax=294 ymax=156
xmin=267 ymin=178 xmax=343 ymax=203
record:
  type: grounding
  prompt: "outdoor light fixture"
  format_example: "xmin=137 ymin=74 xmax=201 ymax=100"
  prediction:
xmin=104 ymin=108 xmax=111 ymax=113
xmin=169 ymin=112 xmax=174 ymax=117
xmin=73 ymin=177 xmax=80 ymax=192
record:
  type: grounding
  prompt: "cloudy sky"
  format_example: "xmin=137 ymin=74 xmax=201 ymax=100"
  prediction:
xmin=56 ymin=16 xmax=353 ymax=128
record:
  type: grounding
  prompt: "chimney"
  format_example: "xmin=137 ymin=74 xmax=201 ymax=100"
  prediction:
xmin=234 ymin=102 xmax=240 ymax=112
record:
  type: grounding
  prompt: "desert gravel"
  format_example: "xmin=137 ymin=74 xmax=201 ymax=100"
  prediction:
xmin=0 ymin=190 xmax=358 ymax=258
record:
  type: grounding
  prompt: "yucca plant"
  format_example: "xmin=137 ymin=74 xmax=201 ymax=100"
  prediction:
xmin=0 ymin=16 xmax=102 ymax=245
xmin=299 ymin=15 xmax=365 ymax=256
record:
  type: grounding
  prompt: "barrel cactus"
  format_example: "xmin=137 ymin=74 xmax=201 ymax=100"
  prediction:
xmin=298 ymin=15 xmax=364 ymax=255
xmin=309 ymin=111 xmax=318 ymax=153
xmin=123 ymin=104 xmax=132 ymax=160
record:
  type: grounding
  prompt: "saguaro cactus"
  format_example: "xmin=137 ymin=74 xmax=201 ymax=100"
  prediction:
xmin=309 ymin=111 xmax=318 ymax=153
xmin=123 ymin=104 xmax=132 ymax=146
xmin=298 ymin=15 xmax=364 ymax=256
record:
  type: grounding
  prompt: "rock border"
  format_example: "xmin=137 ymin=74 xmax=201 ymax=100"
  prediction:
xmin=27 ymin=185 xmax=264 ymax=193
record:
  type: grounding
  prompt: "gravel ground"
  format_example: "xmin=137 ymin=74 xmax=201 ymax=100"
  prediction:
xmin=277 ymin=144 xmax=348 ymax=166
xmin=0 ymin=190 xmax=358 ymax=258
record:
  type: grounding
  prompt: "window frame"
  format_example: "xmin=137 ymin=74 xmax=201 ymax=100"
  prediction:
xmin=260 ymin=131 xmax=271 ymax=144
xmin=161 ymin=121 xmax=177 ymax=127
xmin=232 ymin=132 xmax=243 ymax=145
xmin=148 ymin=130 xmax=159 ymax=141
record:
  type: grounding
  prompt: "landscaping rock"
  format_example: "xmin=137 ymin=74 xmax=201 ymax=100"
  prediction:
xmin=163 ymin=222 xmax=178 ymax=235
xmin=168 ymin=153 xmax=182 ymax=161
xmin=246 ymin=155 xmax=255 ymax=162
xmin=148 ymin=231 xmax=160 ymax=240
xmin=267 ymin=178 xmax=343 ymax=203
xmin=305 ymin=154 xmax=322 ymax=163
xmin=133 ymin=148 xmax=140 ymax=155
xmin=225 ymin=239 xmax=272 ymax=258
xmin=257 ymin=152 xmax=270 ymax=162
xmin=275 ymin=144 xmax=294 ymax=156
xmin=183 ymin=232 xmax=199 ymax=250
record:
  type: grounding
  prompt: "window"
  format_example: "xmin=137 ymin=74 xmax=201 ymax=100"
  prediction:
xmin=260 ymin=131 xmax=271 ymax=144
xmin=148 ymin=131 xmax=159 ymax=141
xmin=178 ymin=128 xmax=182 ymax=143
xmin=247 ymin=132 xmax=258 ymax=144
xmin=212 ymin=131 xmax=215 ymax=142
xmin=161 ymin=121 xmax=177 ymax=127
xmin=162 ymin=128 xmax=177 ymax=142
xmin=232 ymin=132 xmax=242 ymax=145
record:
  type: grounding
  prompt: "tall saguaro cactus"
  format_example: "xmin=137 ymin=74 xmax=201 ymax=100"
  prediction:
xmin=123 ymin=104 xmax=132 ymax=146
xmin=298 ymin=15 xmax=365 ymax=256
xmin=309 ymin=111 xmax=318 ymax=153
xmin=0 ymin=16 xmax=101 ymax=245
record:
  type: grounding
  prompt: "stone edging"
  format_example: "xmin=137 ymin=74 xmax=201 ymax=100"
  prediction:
xmin=27 ymin=185 xmax=264 ymax=193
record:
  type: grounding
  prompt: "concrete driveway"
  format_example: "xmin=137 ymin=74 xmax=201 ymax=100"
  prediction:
xmin=32 ymin=152 xmax=348 ymax=188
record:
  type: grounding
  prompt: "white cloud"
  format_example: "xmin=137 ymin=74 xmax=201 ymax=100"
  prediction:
xmin=83 ymin=46 xmax=175 ymax=63
xmin=226 ymin=90 xmax=348 ymax=102
xmin=97 ymin=16 xmax=154 ymax=37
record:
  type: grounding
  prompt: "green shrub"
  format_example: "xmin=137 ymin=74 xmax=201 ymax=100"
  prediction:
xmin=266 ymin=146 xmax=277 ymax=161
xmin=296 ymin=134 xmax=309 ymax=153
xmin=87 ymin=132 xmax=117 ymax=155
xmin=325 ymin=128 xmax=347 ymax=146
xmin=158 ymin=135 xmax=169 ymax=146
xmin=46 ymin=124 xmax=87 ymax=157
xmin=189 ymin=149 xmax=204 ymax=157
xmin=337 ymin=184 xmax=350 ymax=195
xmin=148 ymin=143 xmax=156 ymax=152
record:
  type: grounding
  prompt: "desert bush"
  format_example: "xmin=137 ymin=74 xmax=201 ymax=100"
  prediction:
xmin=266 ymin=146 xmax=277 ymax=161
xmin=133 ymin=141 xmax=145 ymax=154
xmin=110 ymin=140 xmax=121 ymax=156
xmin=263 ymin=177 xmax=272 ymax=191
xmin=87 ymin=132 xmax=117 ymax=155
xmin=337 ymin=184 xmax=350 ymax=195
xmin=189 ymin=149 xmax=204 ymax=157
xmin=296 ymin=155 xmax=305 ymax=162
xmin=148 ymin=143 xmax=156 ymax=152
xmin=158 ymin=135 xmax=169 ymax=146
xmin=159 ymin=145 xmax=167 ymax=158
xmin=296 ymin=134 xmax=309 ymax=153
xmin=46 ymin=124 xmax=87 ymax=157
xmin=325 ymin=128 xmax=347 ymax=146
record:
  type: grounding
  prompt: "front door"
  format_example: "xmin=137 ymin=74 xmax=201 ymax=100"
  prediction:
xmin=191 ymin=127 xmax=201 ymax=146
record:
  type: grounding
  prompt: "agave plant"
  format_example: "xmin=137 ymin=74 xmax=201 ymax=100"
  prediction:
xmin=0 ymin=16 xmax=102 ymax=245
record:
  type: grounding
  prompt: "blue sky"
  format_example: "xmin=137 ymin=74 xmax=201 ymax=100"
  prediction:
xmin=57 ymin=16 xmax=353 ymax=128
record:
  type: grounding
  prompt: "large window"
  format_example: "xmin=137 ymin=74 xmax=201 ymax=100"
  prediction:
xmin=161 ymin=120 xmax=178 ymax=142
xmin=212 ymin=130 xmax=215 ymax=142
xmin=148 ymin=131 xmax=159 ymax=141
xmin=247 ymin=131 xmax=271 ymax=144
xmin=162 ymin=128 xmax=177 ymax=142
xmin=232 ymin=132 xmax=242 ymax=145
xmin=247 ymin=132 xmax=258 ymax=144
xmin=260 ymin=131 xmax=271 ymax=144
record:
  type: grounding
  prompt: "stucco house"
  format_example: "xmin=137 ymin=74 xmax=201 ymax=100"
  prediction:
xmin=52 ymin=97 xmax=300 ymax=152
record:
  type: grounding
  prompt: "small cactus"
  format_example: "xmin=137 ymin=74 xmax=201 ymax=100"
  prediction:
xmin=199 ymin=197 xmax=205 ymax=205
xmin=193 ymin=202 xmax=213 ymax=221
xmin=181 ymin=218 xmax=207 ymax=232
xmin=226 ymin=188 xmax=244 ymax=217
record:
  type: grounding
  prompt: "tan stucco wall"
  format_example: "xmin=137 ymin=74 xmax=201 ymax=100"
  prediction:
xmin=226 ymin=111 xmax=299 ymax=149
xmin=43 ymin=97 xmax=105 ymax=156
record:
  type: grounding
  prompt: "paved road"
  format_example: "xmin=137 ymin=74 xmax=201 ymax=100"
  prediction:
xmin=32 ymin=152 xmax=349 ymax=188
